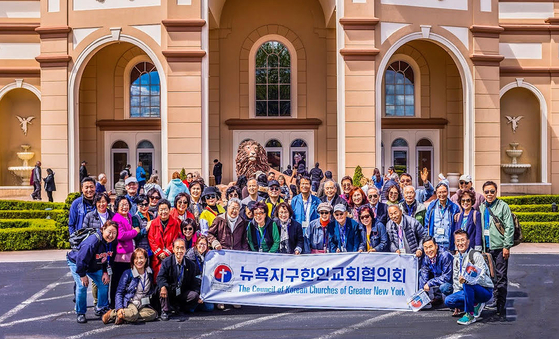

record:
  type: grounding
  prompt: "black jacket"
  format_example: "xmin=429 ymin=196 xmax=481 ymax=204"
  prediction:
xmin=320 ymin=194 xmax=348 ymax=209
xmin=309 ymin=168 xmax=324 ymax=182
xmin=79 ymin=165 xmax=88 ymax=183
xmin=213 ymin=162 xmax=222 ymax=176
xmin=371 ymin=202 xmax=389 ymax=225
xmin=157 ymin=254 xmax=197 ymax=292
xmin=274 ymin=218 xmax=305 ymax=254
xmin=44 ymin=173 xmax=56 ymax=191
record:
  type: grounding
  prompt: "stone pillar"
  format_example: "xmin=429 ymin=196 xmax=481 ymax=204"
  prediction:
xmin=36 ymin=0 xmax=71 ymax=200
xmin=470 ymin=24 xmax=504 ymax=191
xmin=162 ymin=19 xmax=206 ymax=180
xmin=339 ymin=0 xmax=379 ymax=178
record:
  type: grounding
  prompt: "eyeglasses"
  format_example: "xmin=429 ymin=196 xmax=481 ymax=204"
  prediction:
xmin=360 ymin=214 xmax=371 ymax=220
xmin=206 ymin=194 xmax=217 ymax=199
xmin=388 ymin=191 xmax=398 ymax=195
xmin=253 ymin=211 xmax=265 ymax=216
xmin=334 ymin=212 xmax=344 ymax=217
xmin=269 ymin=186 xmax=280 ymax=191
xmin=177 ymin=200 xmax=188 ymax=205
xmin=138 ymin=203 xmax=149 ymax=207
xmin=319 ymin=211 xmax=330 ymax=215
xmin=484 ymin=189 xmax=496 ymax=194
xmin=459 ymin=181 xmax=470 ymax=185
xmin=368 ymin=194 xmax=378 ymax=199
xmin=183 ymin=227 xmax=194 ymax=231
xmin=461 ymin=199 xmax=472 ymax=203
xmin=150 ymin=196 xmax=161 ymax=200
xmin=400 ymin=179 xmax=412 ymax=183
xmin=229 ymin=193 xmax=239 ymax=197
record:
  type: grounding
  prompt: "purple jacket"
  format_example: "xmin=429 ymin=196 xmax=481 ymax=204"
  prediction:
xmin=454 ymin=210 xmax=483 ymax=250
xmin=112 ymin=213 xmax=138 ymax=256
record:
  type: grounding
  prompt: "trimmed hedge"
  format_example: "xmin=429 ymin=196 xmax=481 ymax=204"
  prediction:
xmin=0 ymin=219 xmax=57 ymax=251
xmin=521 ymin=222 xmax=559 ymax=243
xmin=515 ymin=212 xmax=559 ymax=223
xmin=53 ymin=192 xmax=81 ymax=249
xmin=509 ymin=204 xmax=554 ymax=213
xmin=0 ymin=210 xmax=64 ymax=220
xmin=501 ymin=195 xmax=559 ymax=206
xmin=0 ymin=200 xmax=64 ymax=211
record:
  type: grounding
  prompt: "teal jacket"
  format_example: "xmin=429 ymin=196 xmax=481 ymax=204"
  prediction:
xmin=480 ymin=199 xmax=514 ymax=250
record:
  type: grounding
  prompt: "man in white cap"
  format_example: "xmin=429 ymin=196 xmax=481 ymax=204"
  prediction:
xmin=327 ymin=204 xmax=363 ymax=253
xmin=124 ymin=176 xmax=139 ymax=215
xmin=450 ymin=174 xmax=485 ymax=211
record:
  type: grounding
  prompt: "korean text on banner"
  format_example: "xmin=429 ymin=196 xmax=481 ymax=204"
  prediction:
xmin=200 ymin=250 xmax=418 ymax=311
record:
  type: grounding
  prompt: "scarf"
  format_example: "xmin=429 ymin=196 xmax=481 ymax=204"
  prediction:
xmin=228 ymin=215 xmax=238 ymax=232
xmin=320 ymin=219 xmax=329 ymax=227
xmin=279 ymin=219 xmax=291 ymax=254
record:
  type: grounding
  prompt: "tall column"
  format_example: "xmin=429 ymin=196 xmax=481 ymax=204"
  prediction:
xmin=470 ymin=24 xmax=504 ymax=190
xmin=37 ymin=0 xmax=71 ymax=200
xmin=339 ymin=0 xmax=378 ymax=178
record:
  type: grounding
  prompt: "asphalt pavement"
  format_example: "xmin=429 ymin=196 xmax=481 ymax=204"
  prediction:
xmin=0 ymin=253 xmax=557 ymax=339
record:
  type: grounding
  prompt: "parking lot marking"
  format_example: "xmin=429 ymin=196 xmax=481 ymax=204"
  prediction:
xmin=0 ymin=272 xmax=71 ymax=324
xmin=0 ymin=311 xmax=71 ymax=328
xmin=66 ymin=325 xmax=117 ymax=339
xmin=34 ymin=294 xmax=75 ymax=303
xmin=316 ymin=311 xmax=400 ymax=339
xmin=196 ymin=311 xmax=296 ymax=338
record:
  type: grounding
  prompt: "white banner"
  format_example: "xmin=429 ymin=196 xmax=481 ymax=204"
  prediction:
xmin=200 ymin=250 xmax=419 ymax=311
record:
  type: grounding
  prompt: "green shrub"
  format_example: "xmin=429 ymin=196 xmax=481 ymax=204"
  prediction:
xmin=0 ymin=210 xmax=64 ymax=220
xmin=0 ymin=219 xmax=57 ymax=251
xmin=0 ymin=200 xmax=64 ymax=211
xmin=509 ymin=204 xmax=553 ymax=213
xmin=521 ymin=222 xmax=559 ymax=243
xmin=500 ymin=195 xmax=559 ymax=206
xmin=353 ymin=165 xmax=364 ymax=187
xmin=53 ymin=192 xmax=81 ymax=249
xmin=515 ymin=212 xmax=559 ymax=223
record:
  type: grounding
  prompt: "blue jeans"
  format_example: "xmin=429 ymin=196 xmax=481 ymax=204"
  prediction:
xmin=67 ymin=259 xmax=109 ymax=315
xmin=445 ymin=284 xmax=493 ymax=314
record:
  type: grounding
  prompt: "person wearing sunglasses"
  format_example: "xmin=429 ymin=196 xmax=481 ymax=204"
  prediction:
xmin=188 ymin=179 xmax=205 ymax=219
xmin=273 ymin=202 xmax=304 ymax=255
xmin=164 ymin=171 xmax=189 ymax=207
xmin=426 ymin=182 xmax=461 ymax=251
xmin=480 ymin=181 xmax=514 ymax=321
xmin=327 ymin=204 xmax=363 ymax=253
xmin=304 ymin=202 xmax=333 ymax=253
xmin=146 ymin=188 xmax=162 ymax=216
xmin=386 ymin=204 xmax=425 ymax=258
xmin=398 ymin=170 xmax=435 ymax=204
xmin=247 ymin=202 xmax=280 ymax=253
xmin=225 ymin=185 xmax=242 ymax=205
xmin=453 ymin=190 xmax=482 ymax=251
xmin=179 ymin=218 xmax=199 ymax=250
xmin=199 ymin=186 xmax=225 ymax=227
xmin=132 ymin=194 xmax=154 ymax=259
xmin=358 ymin=205 xmax=388 ymax=253
xmin=265 ymin=180 xmax=285 ymax=217
xmin=385 ymin=181 xmax=402 ymax=206
xmin=399 ymin=186 xmax=426 ymax=227
xmin=367 ymin=186 xmax=388 ymax=225
xmin=170 ymin=193 xmax=195 ymax=222
xmin=450 ymin=174 xmax=485 ymax=211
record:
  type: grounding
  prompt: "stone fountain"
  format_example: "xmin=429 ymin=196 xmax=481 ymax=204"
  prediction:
xmin=501 ymin=142 xmax=531 ymax=183
xmin=8 ymin=145 xmax=35 ymax=185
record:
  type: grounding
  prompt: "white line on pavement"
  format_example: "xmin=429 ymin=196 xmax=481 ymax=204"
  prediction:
xmin=434 ymin=323 xmax=482 ymax=339
xmin=0 ymin=272 xmax=71 ymax=324
xmin=316 ymin=311 xmax=400 ymax=339
xmin=195 ymin=311 xmax=296 ymax=338
xmin=66 ymin=326 xmax=117 ymax=339
xmin=0 ymin=311 xmax=71 ymax=328
xmin=34 ymin=293 xmax=75 ymax=303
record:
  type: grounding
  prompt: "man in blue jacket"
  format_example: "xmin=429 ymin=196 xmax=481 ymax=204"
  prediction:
xmin=328 ymin=204 xmax=363 ymax=252
xmin=366 ymin=186 xmax=388 ymax=225
xmin=426 ymin=182 xmax=460 ymax=251
xmin=291 ymin=176 xmax=320 ymax=233
xmin=68 ymin=177 xmax=97 ymax=235
xmin=420 ymin=236 xmax=453 ymax=308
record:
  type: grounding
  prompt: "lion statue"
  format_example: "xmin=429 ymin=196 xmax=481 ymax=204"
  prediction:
xmin=236 ymin=139 xmax=270 ymax=178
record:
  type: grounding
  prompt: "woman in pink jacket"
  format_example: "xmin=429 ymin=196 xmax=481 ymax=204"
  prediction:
xmin=110 ymin=196 xmax=140 ymax=308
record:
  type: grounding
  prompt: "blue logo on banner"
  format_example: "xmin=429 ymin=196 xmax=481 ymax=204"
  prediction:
xmin=214 ymin=264 xmax=233 ymax=283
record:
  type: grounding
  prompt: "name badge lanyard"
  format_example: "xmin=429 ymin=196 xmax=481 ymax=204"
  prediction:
xmin=322 ymin=228 xmax=328 ymax=251
xmin=195 ymin=255 xmax=203 ymax=275
xmin=177 ymin=262 xmax=185 ymax=286
xmin=398 ymin=225 xmax=405 ymax=250
xmin=139 ymin=271 xmax=148 ymax=291
xmin=256 ymin=227 xmax=267 ymax=251
xmin=303 ymin=200 xmax=311 ymax=221
xmin=339 ymin=224 xmax=346 ymax=249
xmin=436 ymin=203 xmax=449 ymax=236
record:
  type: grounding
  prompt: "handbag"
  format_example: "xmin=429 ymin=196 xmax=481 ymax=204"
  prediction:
xmin=487 ymin=206 xmax=522 ymax=247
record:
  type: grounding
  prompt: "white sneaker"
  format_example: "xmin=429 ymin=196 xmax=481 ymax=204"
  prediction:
xmin=217 ymin=304 xmax=225 ymax=310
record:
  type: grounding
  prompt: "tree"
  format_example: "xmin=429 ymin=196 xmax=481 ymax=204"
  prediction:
xmin=179 ymin=168 xmax=187 ymax=181
xmin=353 ymin=165 xmax=364 ymax=187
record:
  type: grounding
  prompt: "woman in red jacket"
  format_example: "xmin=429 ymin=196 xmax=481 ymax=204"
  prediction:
xmin=169 ymin=193 xmax=195 ymax=222
xmin=148 ymin=199 xmax=181 ymax=280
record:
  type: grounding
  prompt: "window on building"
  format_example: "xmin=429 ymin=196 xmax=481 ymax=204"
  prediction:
xmin=130 ymin=62 xmax=160 ymax=118
xmin=255 ymin=41 xmax=291 ymax=117
xmin=385 ymin=61 xmax=414 ymax=117
xmin=290 ymin=139 xmax=307 ymax=172
xmin=265 ymin=139 xmax=283 ymax=172
xmin=391 ymin=138 xmax=408 ymax=174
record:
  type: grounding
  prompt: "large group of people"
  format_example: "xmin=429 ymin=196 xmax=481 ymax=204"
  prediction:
xmin=67 ymin=166 xmax=515 ymax=327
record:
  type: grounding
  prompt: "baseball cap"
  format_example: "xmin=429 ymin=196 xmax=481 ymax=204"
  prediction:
xmin=317 ymin=202 xmax=333 ymax=212
xmin=333 ymin=204 xmax=346 ymax=213
xmin=125 ymin=177 xmax=138 ymax=185
xmin=268 ymin=180 xmax=280 ymax=187
xmin=459 ymin=174 xmax=472 ymax=182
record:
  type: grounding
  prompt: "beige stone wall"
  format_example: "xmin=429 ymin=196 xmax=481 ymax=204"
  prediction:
xmin=0 ymin=89 xmax=41 ymax=186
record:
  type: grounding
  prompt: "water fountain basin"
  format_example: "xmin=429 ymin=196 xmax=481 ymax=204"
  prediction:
xmin=8 ymin=145 xmax=35 ymax=185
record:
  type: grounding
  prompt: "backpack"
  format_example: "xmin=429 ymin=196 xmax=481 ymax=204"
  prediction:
xmin=69 ymin=227 xmax=100 ymax=250
xmin=487 ymin=207 xmax=523 ymax=247
xmin=468 ymin=249 xmax=496 ymax=279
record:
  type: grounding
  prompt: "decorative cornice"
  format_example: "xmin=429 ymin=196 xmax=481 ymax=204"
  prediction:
xmin=470 ymin=25 xmax=504 ymax=38
xmin=382 ymin=118 xmax=448 ymax=130
xmin=339 ymin=17 xmax=379 ymax=30
xmin=35 ymin=55 xmax=72 ymax=67
xmin=162 ymin=50 xmax=206 ymax=62
xmin=162 ymin=19 xmax=206 ymax=32
xmin=35 ymin=26 xmax=71 ymax=39
xmin=546 ymin=17 xmax=559 ymax=25
xmin=500 ymin=66 xmax=559 ymax=77
xmin=501 ymin=24 xmax=559 ymax=35
xmin=0 ymin=23 xmax=40 ymax=35
xmin=225 ymin=118 xmax=322 ymax=130
xmin=470 ymin=54 xmax=504 ymax=66
xmin=339 ymin=48 xmax=379 ymax=61
xmin=97 ymin=119 xmax=161 ymax=131
xmin=0 ymin=67 xmax=40 ymax=77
